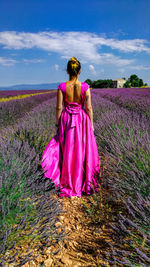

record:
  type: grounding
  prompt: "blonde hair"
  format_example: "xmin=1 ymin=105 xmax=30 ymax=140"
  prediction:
xmin=67 ymin=57 xmax=81 ymax=76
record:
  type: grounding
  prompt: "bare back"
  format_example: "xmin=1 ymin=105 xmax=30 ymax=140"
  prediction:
xmin=65 ymin=81 xmax=82 ymax=104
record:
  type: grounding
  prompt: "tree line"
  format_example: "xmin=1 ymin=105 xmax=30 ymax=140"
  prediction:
xmin=123 ymin=74 xmax=147 ymax=88
xmin=84 ymin=74 xmax=148 ymax=88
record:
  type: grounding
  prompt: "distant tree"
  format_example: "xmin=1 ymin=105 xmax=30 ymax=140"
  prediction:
xmin=92 ymin=79 xmax=113 ymax=88
xmin=107 ymin=79 xmax=113 ymax=88
xmin=139 ymin=79 xmax=144 ymax=87
xmin=84 ymin=79 xmax=93 ymax=87
xmin=132 ymin=80 xmax=139 ymax=87
xmin=128 ymin=74 xmax=144 ymax=87
xmin=129 ymin=74 xmax=139 ymax=86
xmin=129 ymin=74 xmax=139 ymax=81
xmin=93 ymin=80 xmax=102 ymax=88
xmin=124 ymin=81 xmax=131 ymax=88
xmin=85 ymin=79 xmax=114 ymax=88
xmin=85 ymin=75 xmax=147 ymax=89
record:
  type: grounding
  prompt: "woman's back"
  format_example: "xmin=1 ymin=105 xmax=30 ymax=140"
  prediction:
xmin=65 ymin=80 xmax=82 ymax=104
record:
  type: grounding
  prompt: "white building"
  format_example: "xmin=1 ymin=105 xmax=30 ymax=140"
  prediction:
xmin=112 ymin=78 xmax=126 ymax=88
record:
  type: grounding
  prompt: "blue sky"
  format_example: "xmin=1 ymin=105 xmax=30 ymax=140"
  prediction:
xmin=0 ymin=0 xmax=150 ymax=86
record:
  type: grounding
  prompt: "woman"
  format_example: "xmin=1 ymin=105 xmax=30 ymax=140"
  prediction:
xmin=41 ymin=57 xmax=100 ymax=197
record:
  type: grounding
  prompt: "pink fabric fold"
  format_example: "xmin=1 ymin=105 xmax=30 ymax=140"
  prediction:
xmin=65 ymin=102 xmax=82 ymax=128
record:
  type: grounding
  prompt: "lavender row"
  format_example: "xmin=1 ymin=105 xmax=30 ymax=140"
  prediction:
xmin=1 ymin=96 xmax=57 ymax=158
xmin=0 ymin=97 xmax=65 ymax=265
xmin=92 ymin=87 xmax=150 ymax=118
xmin=0 ymin=89 xmax=54 ymax=98
xmin=92 ymin=87 xmax=150 ymax=99
xmin=0 ymin=91 xmax=56 ymax=129
xmin=0 ymin=134 xmax=65 ymax=266
xmin=91 ymin=93 xmax=150 ymax=265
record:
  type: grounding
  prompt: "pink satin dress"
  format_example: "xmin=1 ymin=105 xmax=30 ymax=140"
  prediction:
xmin=40 ymin=82 xmax=100 ymax=197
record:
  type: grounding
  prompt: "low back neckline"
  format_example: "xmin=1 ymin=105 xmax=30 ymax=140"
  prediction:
xmin=65 ymin=82 xmax=83 ymax=105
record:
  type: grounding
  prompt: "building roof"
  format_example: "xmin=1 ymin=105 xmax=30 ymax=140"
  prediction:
xmin=112 ymin=78 xmax=126 ymax=81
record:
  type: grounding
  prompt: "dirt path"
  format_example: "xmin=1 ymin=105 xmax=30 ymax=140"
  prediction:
xmin=19 ymin=192 xmax=116 ymax=267
xmin=48 ymin=195 xmax=112 ymax=267
xmin=6 ymin=154 xmax=120 ymax=267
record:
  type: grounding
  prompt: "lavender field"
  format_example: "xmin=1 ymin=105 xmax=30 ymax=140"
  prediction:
xmin=0 ymin=88 xmax=150 ymax=266
xmin=0 ymin=91 xmax=56 ymax=129
xmin=0 ymin=89 xmax=53 ymax=99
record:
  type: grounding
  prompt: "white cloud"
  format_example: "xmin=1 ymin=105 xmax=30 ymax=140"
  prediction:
xmin=128 ymin=65 xmax=150 ymax=70
xmin=54 ymin=64 xmax=59 ymax=71
xmin=0 ymin=31 xmax=146 ymax=66
xmin=89 ymin=64 xmax=96 ymax=75
xmin=0 ymin=56 xmax=44 ymax=66
xmin=97 ymin=38 xmax=150 ymax=53
xmin=117 ymin=64 xmax=150 ymax=73
xmin=23 ymin=58 xmax=44 ymax=63
xmin=0 ymin=56 xmax=17 ymax=66
xmin=89 ymin=64 xmax=95 ymax=70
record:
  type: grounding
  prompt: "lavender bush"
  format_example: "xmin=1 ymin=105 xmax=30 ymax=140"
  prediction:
xmin=0 ymin=96 xmax=65 ymax=266
xmin=0 ymin=136 xmax=65 ymax=266
xmin=1 ymin=96 xmax=57 ymax=159
xmin=90 ymin=91 xmax=150 ymax=266
xmin=92 ymin=87 xmax=150 ymax=119
xmin=0 ymin=91 xmax=56 ymax=129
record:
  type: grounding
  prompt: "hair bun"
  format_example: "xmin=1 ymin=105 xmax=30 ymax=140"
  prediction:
xmin=72 ymin=62 xmax=78 ymax=69
xmin=67 ymin=57 xmax=81 ymax=76
xmin=71 ymin=57 xmax=77 ymax=62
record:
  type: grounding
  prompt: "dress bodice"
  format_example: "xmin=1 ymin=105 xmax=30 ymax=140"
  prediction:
xmin=57 ymin=82 xmax=90 ymax=109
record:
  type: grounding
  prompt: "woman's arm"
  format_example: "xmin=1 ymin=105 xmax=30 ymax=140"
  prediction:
xmin=85 ymin=88 xmax=94 ymax=131
xmin=56 ymin=89 xmax=63 ymax=125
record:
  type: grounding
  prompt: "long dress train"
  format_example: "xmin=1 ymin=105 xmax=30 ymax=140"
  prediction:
xmin=40 ymin=82 xmax=100 ymax=197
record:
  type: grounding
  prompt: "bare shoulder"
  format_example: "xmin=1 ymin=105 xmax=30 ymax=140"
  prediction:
xmin=85 ymin=88 xmax=91 ymax=96
xmin=57 ymin=86 xmax=63 ymax=97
